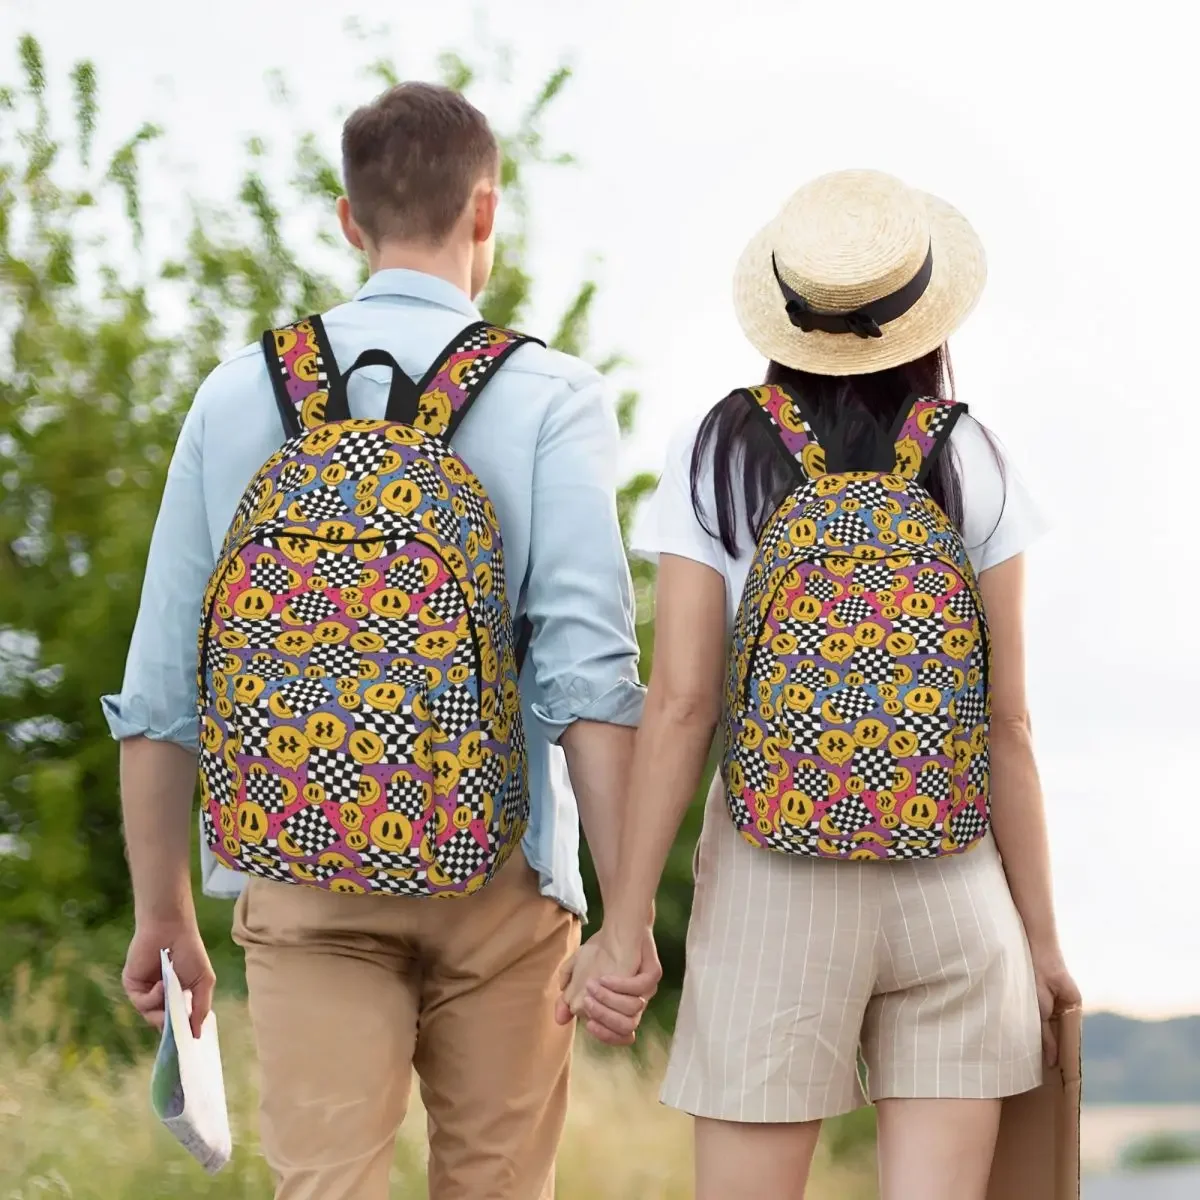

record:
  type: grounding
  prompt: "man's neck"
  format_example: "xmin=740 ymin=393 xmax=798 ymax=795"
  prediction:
xmin=367 ymin=241 xmax=473 ymax=300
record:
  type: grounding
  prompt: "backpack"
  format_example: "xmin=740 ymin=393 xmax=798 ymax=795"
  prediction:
xmin=197 ymin=315 xmax=540 ymax=897
xmin=722 ymin=384 xmax=991 ymax=861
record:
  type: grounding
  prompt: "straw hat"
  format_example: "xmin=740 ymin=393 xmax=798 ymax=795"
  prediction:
xmin=732 ymin=170 xmax=986 ymax=376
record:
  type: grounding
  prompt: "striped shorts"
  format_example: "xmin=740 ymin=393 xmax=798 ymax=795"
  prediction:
xmin=661 ymin=779 xmax=1043 ymax=1123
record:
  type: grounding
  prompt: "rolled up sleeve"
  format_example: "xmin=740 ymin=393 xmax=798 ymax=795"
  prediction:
xmin=524 ymin=375 xmax=645 ymax=742
xmin=100 ymin=398 xmax=215 ymax=750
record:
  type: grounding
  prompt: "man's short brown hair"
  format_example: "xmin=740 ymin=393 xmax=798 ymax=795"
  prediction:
xmin=341 ymin=82 xmax=499 ymax=246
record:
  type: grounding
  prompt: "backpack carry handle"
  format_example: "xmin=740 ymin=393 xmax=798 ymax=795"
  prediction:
xmin=262 ymin=317 xmax=543 ymax=442
xmin=340 ymin=349 xmax=422 ymax=426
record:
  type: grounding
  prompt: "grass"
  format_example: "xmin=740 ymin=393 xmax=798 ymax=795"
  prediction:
xmin=0 ymin=965 xmax=877 ymax=1198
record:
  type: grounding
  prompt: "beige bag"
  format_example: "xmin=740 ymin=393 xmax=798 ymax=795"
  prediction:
xmin=987 ymin=1007 xmax=1082 ymax=1200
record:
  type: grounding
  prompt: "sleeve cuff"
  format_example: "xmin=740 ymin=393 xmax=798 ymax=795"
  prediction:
xmin=100 ymin=695 xmax=199 ymax=749
xmin=530 ymin=677 xmax=646 ymax=743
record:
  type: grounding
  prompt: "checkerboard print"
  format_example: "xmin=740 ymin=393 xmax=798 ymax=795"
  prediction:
xmin=852 ymin=645 xmax=892 ymax=682
xmin=431 ymin=683 xmax=478 ymax=740
xmin=274 ymin=676 xmax=332 ymax=718
xmin=284 ymin=591 xmax=341 ymax=626
xmin=804 ymin=572 xmax=839 ymax=602
xmin=386 ymin=773 xmax=430 ymax=820
xmin=434 ymin=828 xmax=487 ymax=883
xmin=227 ymin=613 xmax=284 ymax=645
xmin=456 ymin=765 xmax=488 ymax=818
xmin=306 ymin=748 xmax=360 ymax=802
xmin=949 ymin=802 xmax=987 ymax=845
xmin=843 ymin=479 xmax=891 ymax=507
xmin=918 ymin=660 xmax=958 ymax=692
xmin=894 ymin=613 xmax=945 ymax=653
xmin=793 ymin=764 xmax=830 ymax=799
xmin=833 ymin=596 xmax=873 ymax=625
xmin=329 ymin=431 xmax=387 ymax=476
xmin=308 ymin=642 xmax=359 ymax=678
xmin=912 ymin=567 xmax=951 ymax=596
xmin=280 ymin=805 xmax=340 ymax=855
xmin=903 ymin=711 xmax=952 ymax=756
xmin=738 ymin=746 xmax=774 ymax=796
xmin=851 ymin=745 xmax=893 ymax=792
xmin=952 ymin=689 xmax=987 ymax=730
xmin=293 ymin=486 xmax=349 ymax=522
xmin=404 ymin=458 xmax=441 ymax=497
xmin=854 ymin=562 xmax=894 ymax=592
xmin=425 ymin=504 xmax=462 ymax=545
xmin=200 ymin=747 xmax=232 ymax=805
xmin=824 ymin=686 xmax=875 ymax=723
xmin=779 ymin=705 xmax=824 ymax=748
xmin=245 ymin=770 xmax=290 ymax=814
xmin=234 ymin=703 xmax=273 ymax=757
xmin=423 ymin=579 xmax=464 ymax=623
xmin=966 ymin=746 xmax=989 ymax=793
xmin=313 ymin=550 xmax=364 ymax=589
xmin=917 ymin=763 xmax=952 ymax=803
xmin=822 ymin=513 xmax=873 ymax=546
xmin=826 ymin=795 xmax=874 ymax=834
xmin=386 ymin=560 xmax=427 ymax=593
xmin=251 ymin=558 xmax=292 ymax=594
xmin=727 ymin=791 xmax=753 ymax=829
xmin=353 ymin=704 xmax=420 ymax=762
xmin=778 ymin=618 xmax=826 ymax=656
xmin=277 ymin=462 xmax=310 ymax=492
xmin=247 ymin=653 xmax=295 ymax=681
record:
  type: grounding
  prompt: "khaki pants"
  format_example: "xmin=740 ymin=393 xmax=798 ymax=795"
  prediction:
xmin=233 ymin=850 xmax=580 ymax=1200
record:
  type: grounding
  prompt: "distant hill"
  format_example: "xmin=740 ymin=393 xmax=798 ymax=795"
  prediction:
xmin=1085 ymin=1013 xmax=1200 ymax=1104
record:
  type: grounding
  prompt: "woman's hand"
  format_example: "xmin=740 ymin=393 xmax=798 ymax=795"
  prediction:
xmin=1031 ymin=944 xmax=1081 ymax=1066
xmin=555 ymin=926 xmax=660 ymax=1046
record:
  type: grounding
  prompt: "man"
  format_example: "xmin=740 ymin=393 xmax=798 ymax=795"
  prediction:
xmin=105 ymin=82 xmax=659 ymax=1200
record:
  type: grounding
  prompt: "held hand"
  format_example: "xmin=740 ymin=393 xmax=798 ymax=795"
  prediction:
xmin=1031 ymin=946 xmax=1081 ymax=1066
xmin=555 ymin=927 xmax=660 ymax=1046
xmin=123 ymin=920 xmax=215 ymax=1040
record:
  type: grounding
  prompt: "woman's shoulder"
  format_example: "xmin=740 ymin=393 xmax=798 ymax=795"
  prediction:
xmin=947 ymin=412 xmax=1048 ymax=574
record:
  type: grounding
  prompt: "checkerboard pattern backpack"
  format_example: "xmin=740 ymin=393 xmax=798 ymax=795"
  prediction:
xmin=722 ymin=384 xmax=991 ymax=861
xmin=197 ymin=315 xmax=541 ymax=897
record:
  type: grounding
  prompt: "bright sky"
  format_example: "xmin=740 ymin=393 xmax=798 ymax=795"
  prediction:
xmin=4 ymin=0 xmax=1197 ymax=1017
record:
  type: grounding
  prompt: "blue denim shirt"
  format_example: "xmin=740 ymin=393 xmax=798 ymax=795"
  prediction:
xmin=101 ymin=269 xmax=644 ymax=917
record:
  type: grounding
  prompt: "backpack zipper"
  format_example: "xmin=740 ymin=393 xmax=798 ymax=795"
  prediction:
xmin=739 ymin=550 xmax=990 ymax=714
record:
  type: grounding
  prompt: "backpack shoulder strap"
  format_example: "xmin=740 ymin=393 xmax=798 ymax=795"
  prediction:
xmin=412 ymin=322 xmax=544 ymax=442
xmin=889 ymin=395 xmax=967 ymax=483
xmin=737 ymin=383 xmax=827 ymax=481
xmin=261 ymin=314 xmax=350 ymax=438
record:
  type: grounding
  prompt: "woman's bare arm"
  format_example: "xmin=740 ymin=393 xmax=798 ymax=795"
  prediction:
xmin=560 ymin=553 xmax=727 ymax=1007
xmin=978 ymin=553 xmax=1081 ymax=1059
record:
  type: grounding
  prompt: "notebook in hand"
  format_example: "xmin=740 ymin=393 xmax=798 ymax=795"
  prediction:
xmin=149 ymin=948 xmax=232 ymax=1174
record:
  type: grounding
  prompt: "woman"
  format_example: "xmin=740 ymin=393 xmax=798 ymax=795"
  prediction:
xmin=562 ymin=170 xmax=1080 ymax=1200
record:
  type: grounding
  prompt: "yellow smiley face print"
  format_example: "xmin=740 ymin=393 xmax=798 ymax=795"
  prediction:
xmin=380 ymin=478 xmax=423 ymax=516
xmin=237 ymin=801 xmax=269 ymax=845
xmin=304 ymin=711 xmax=348 ymax=749
xmin=266 ymin=726 xmax=309 ymax=770
xmin=370 ymin=811 xmax=413 ymax=853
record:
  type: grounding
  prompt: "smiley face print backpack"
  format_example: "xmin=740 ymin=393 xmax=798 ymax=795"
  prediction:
xmin=197 ymin=316 xmax=540 ymax=897
xmin=722 ymin=383 xmax=991 ymax=861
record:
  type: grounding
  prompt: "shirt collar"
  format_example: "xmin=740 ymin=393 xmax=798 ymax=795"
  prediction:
xmin=354 ymin=268 xmax=481 ymax=319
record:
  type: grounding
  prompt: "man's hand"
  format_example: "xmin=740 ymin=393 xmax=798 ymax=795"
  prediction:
xmin=555 ymin=926 xmax=661 ymax=1046
xmin=123 ymin=920 xmax=215 ymax=1040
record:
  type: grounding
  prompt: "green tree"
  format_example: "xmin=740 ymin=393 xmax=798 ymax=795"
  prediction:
xmin=0 ymin=32 xmax=696 ymax=1042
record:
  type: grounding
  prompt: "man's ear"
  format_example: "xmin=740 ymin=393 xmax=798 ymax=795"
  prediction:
xmin=337 ymin=196 xmax=366 ymax=252
xmin=472 ymin=180 xmax=498 ymax=245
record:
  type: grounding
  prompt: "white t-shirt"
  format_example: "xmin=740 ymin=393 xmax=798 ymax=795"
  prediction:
xmin=631 ymin=408 xmax=1046 ymax=623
